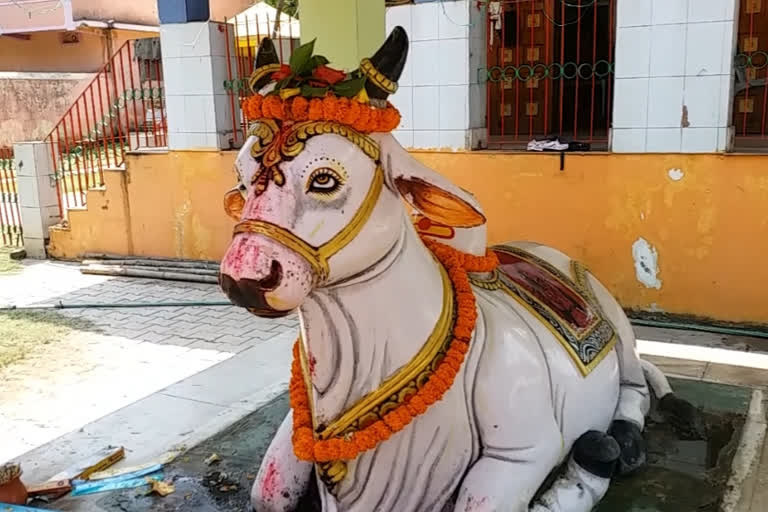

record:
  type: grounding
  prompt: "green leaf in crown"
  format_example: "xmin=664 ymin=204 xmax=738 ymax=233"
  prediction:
xmin=266 ymin=39 xmax=367 ymax=101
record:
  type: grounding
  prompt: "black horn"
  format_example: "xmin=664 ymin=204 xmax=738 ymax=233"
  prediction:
xmin=363 ymin=26 xmax=409 ymax=101
xmin=250 ymin=38 xmax=281 ymax=92
xmin=255 ymin=37 xmax=280 ymax=68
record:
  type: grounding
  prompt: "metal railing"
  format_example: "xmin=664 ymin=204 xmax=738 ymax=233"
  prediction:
xmin=0 ymin=147 xmax=23 ymax=248
xmin=44 ymin=38 xmax=166 ymax=214
xmin=732 ymin=0 xmax=768 ymax=151
xmin=221 ymin=12 xmax=299 ymax=145
xmin=485 ymin=0 xmax=616 ymax=150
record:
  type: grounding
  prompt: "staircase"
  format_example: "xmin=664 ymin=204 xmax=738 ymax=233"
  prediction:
xmin=44 ymin=38 xmax=167 ymax=214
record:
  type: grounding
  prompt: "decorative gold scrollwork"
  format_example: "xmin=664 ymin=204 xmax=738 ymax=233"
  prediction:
xmin=283 ymin=121 xmax=381 ymax=162
xmin=248 ymin=119 xmax=279 ymax=158
xmin=244 ymin=120 xmax=380 ymax=197
xmin=469 ymin=269 xmax=503 ymax=290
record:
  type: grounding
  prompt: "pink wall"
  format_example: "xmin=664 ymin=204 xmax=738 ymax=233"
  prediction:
xmin=71 ymin=0 xmax=257 ymax=25
xmin=1 ymin=0 xmax=255 ymax=33
xmin=0 ymin=28 xmax=158 ymax=145
xmin=0 ymin=1 xmax=68 ymax=33
xmin=0 ymin=75 xmax=91 ymax=146
xmin=72 ymin=0 xmax=158 ymax=26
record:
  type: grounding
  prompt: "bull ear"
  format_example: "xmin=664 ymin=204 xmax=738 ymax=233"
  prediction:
xmin=224 ymin=188 xmax=245 ymax=221
xmin=378 ymin=136 xmax=485 ymax=228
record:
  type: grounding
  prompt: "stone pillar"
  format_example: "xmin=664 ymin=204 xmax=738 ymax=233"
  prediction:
xmin=158 ymin=0 xmax=239 ymax=150
xmin=612 ymin=1 xmax=738 ymax=153
xmin=14 ymin=141 xmax=61 ymax=259
xmin=300 ymin=0 xmax=385 ymax=70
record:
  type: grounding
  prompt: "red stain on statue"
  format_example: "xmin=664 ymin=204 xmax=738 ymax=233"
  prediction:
xmin=308 ymin=352 xmax=317 ymax=377
xmin=261 ymin=459 xmax=281 ymax=500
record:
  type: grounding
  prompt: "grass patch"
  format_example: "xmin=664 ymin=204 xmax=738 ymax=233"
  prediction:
xmin=0 ymin=247 xmax=22 ymax=275
xmin=0 ymin=311 xmax=98 ymax=368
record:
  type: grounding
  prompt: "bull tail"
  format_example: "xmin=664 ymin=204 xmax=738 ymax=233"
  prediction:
xmin=640 ymin=359 xmax=673 ymax=399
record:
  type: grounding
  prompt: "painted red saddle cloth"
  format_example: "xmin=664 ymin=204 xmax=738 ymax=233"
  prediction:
xmin=491 ymin=245 xmax=616 ymax=376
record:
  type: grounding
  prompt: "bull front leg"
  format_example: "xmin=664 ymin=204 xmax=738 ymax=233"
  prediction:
xmin=252 ymin=411 xmax=313 ymax=512
xmin=529 ymin=430 xmax=620 ymax=511
xmin=454 ymin=402 xmax=565 ymax=512
xmin=455 ymin=430 xmax=620 ymax=512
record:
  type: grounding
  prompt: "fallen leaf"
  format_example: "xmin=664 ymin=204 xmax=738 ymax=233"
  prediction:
xmin=204 ymin=453 xmax=221 ymax=466
xmin=145 ymin=478 xmax=175 ymax=497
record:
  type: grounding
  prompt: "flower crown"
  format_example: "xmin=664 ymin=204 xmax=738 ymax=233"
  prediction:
xmin=242 ymin=38 xmax=403 ymax=134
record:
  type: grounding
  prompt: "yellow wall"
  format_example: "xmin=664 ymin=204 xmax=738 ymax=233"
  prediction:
xmin=413 ymin=151 xmax=768 ymax=325
xmin=48 ymin=150 xmax=768 ymax=325
xmin=49 ymin=152 xmax=236 ymax=261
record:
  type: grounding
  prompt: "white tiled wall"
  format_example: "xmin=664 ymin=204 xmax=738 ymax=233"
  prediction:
xmin=161 ymin=22 xmax=237 ymax=151
xmin=612 ymin=0 xmax=737 ymax=153
xmin=13 ymin=141 xmax=59 ymax=258
xmin=388 ymin=0 xmax=486 ymax=150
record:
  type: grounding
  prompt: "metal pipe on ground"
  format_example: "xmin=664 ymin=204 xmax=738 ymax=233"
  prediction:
xmin=81 ymin=259 xmax=220 ymax=270
xmin=79 ymin=265 xmax=219 ymax=283
xmin=0 ymin=301 xmax=233 ymax=311
xmin=82 ymin=253 xmax=218 ymax=265
xmin=81 ymin=263 xmax=219 ymax=277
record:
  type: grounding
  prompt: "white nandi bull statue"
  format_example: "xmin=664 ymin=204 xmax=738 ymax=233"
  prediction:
xmin=219 ymin=28 xmax=698 ymax=512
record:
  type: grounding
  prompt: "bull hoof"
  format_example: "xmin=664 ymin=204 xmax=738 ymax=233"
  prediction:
xmin=609 ymin=420 xmax=647 ymax=476
xmin=659 ymin=394 xmax=706 ymax=440
xmin=573 ymin=430 xmax=621 ymax=479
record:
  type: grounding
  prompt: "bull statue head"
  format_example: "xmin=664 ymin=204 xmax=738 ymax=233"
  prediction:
xmin=219 ymin=27 xmax=487 ymax=317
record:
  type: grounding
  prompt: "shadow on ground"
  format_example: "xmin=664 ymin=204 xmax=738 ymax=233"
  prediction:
xmin=47 ymin=379 xmax=752 ymax=512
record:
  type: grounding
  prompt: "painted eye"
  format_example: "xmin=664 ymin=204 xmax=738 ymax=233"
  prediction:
xmin=307 ymin=168 xmax=344 ymax=195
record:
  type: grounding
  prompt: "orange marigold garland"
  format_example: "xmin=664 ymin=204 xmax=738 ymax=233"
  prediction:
xmin=241 ymin=93 xmax=401 ymax=134
xmin=289 ymin=237 xmax=498 ymax=464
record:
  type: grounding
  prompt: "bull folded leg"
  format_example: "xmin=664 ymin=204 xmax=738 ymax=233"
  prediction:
xmin=587 ymin=271 xmax=652 ymax=476
xmin=454 ymin=430 xmax=619 ymax=512
xmin=529 ymin=431 xmax=620 ymax=511
xmin=453 ymin=416 xmax=566 ymax=512
xmin=251 ymin=411 xmax=313 ymax=512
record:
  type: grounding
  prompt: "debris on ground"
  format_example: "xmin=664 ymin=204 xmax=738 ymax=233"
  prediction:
xmin=8 ymin=249 xmax=25 ymax=261
xmin=145 ymin=477 xmax=175 ymax=497
xmin=19 ymin=445 xmax=188 ymax=507
xmin=204 ymin=453 xmax=221 ymax=466
xmin=71 ymin=470 xmax=165 ymax=497
xmin=50 ymin=445 xmax=125 ymax=481
xmin=0 ymin=462 xmax=27 ymax=505
xmin=25 ymin=479 xmax=71 ymax=498
xmin=202 ymin=470 xmax=240 ymax=495
xmin=0 ymin=504 xmax=51 ymax=511
xmin=89 ymin=445 xmax=185 ymax=480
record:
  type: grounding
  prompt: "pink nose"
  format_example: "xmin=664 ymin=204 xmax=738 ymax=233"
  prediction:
xmin=219 ymin=235 xmax=285 ymax=314
xmin=219 ymin=260 xmax=282 ymax=307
